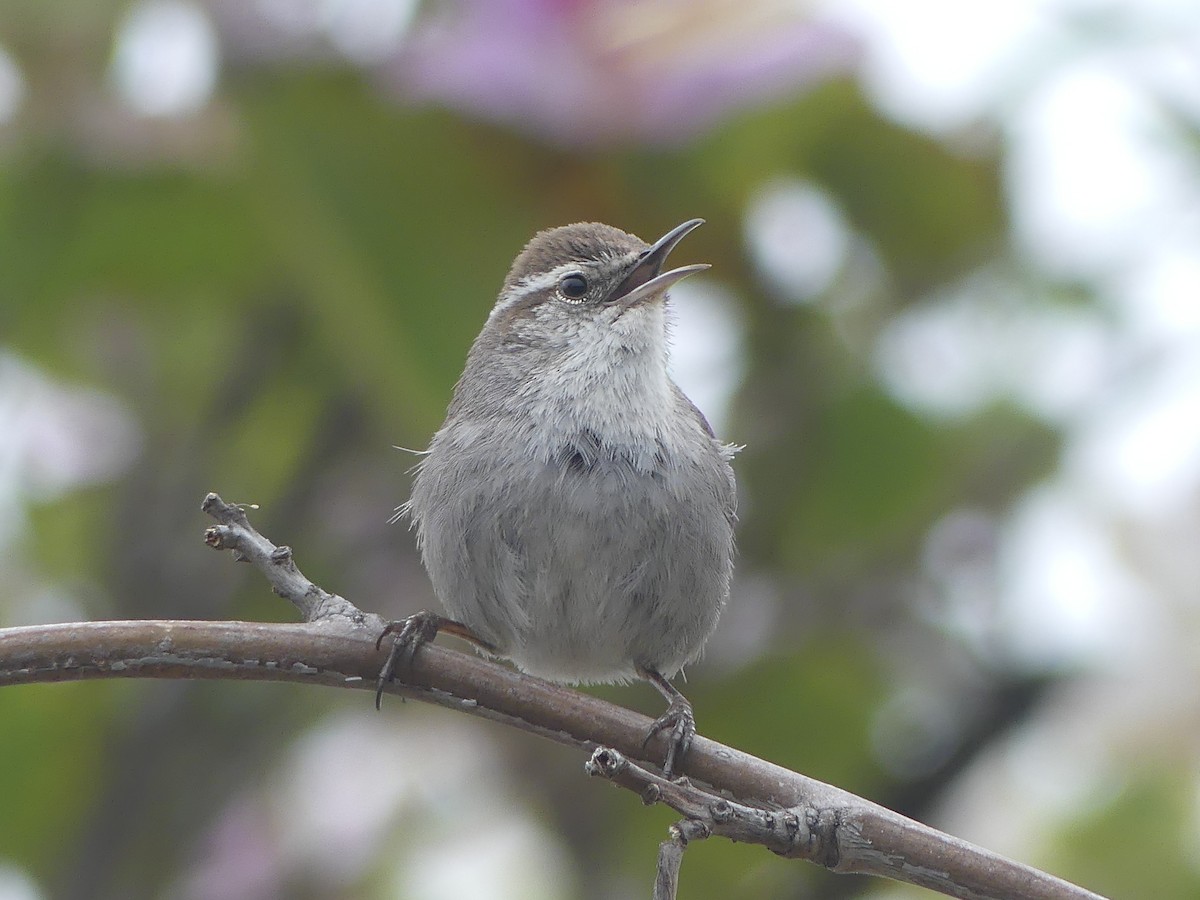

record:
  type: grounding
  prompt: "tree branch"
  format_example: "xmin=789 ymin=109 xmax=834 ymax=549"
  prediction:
xmin=0 ymin=494 xmax=1106 ymax=900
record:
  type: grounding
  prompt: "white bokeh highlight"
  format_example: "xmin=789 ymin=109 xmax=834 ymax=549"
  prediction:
xmin=1008 ymin=61 xmax=1200 ymax=278
xmin=111 ymin=0 xmax=219 ymax=117
xmin=667 ymin=278 xmax=745 ymax=438
xmin=996 ymin=485 xmax=1154 ymax=669
xmin=818 ymin=0 xmax=1053 ymax=132
xmin=0 ymin=44 xmax=26 ymax=125
xmin=0 ymin=865 xmax=42 ymax=900
xmin=0 ymin=353 xmax=142 ymax=545
xmin=744 ymin=179 xmax=851 ymax=303
xmin=874 ymin=275 xmax=1113 ymax=422
xmin=1069 ymin=353 xmax=1200 ymax=517
xmin=322 ymin=0 xmax=418 ymax=62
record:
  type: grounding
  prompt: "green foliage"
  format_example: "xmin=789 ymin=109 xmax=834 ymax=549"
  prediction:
xmin=708 ymin=636 xmax=884 ymax=788
xmin=0 ymin=682 xmax=114 ymax=874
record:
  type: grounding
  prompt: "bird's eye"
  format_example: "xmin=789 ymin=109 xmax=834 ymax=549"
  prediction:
xmin=558 ymin=273 xmax=588 ymax=300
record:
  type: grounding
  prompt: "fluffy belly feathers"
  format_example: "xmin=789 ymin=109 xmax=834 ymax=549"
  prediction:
xmin=409 ymin=434 xmax=733 ymax=683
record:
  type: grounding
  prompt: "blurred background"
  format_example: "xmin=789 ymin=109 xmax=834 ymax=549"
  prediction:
xmin=2 ymin=0 xmax=1199 ymax=897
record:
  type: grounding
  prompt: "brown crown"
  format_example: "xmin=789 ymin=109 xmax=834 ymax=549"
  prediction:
xmin=502 ymin=222 xmax=648 ymax=292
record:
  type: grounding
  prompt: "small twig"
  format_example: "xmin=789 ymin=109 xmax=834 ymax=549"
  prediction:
xmin=586 ymin=743 xmax=1108 ymax=898
xmin=587 ymin=748 xmax=836 ymax=866
xmin=655 ymin=819 xmax=711 ymax=900
xmin=201 ymin=492 xmax=379 ymax=628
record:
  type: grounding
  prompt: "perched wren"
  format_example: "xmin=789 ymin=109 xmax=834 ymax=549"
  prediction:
xmin=377 ymin=218 xmax=737 ymax=776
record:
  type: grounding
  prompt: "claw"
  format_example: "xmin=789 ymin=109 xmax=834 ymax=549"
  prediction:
xmin=637 ymin=665 xmax=697 ymax=778
xmin=642 ymin=696 xmax=695 ymax=779
xmin=374 ymin=612 xmax=495 ymax=709
xmin=373 ymin=611 xmax=444 ymax=709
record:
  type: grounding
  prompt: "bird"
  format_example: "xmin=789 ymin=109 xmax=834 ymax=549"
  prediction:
xmin=376 ymin=218 xmax=737 ymax=777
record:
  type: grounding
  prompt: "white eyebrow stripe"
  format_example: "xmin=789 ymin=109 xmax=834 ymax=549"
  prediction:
xmin=488 ymin=264 xmax=591 ymax=319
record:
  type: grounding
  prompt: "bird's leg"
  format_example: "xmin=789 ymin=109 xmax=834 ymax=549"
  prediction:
xmin=638 ymin=665 xmax=696 ymax=779
xmin=374 ymin=612 xmax=494 ymax=709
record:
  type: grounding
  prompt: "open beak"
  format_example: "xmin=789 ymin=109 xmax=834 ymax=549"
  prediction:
xmin=610 ymin=218 xmax=709 ymax=308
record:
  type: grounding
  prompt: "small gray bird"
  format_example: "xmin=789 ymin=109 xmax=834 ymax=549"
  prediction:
xmin=377 ymin=219 xmax=737 ymax=776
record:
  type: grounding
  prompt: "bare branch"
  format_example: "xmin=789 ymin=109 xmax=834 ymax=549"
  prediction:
xmin=0 ymin=493 xmax=1108 ymax=900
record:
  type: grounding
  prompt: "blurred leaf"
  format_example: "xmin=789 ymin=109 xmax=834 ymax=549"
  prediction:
xmin=0 ymin=682 xmax=113 ymax=874
xmin=696 ymin=78 xmax=1006 ymax=293
xmin=1050 ymin=773 xmax=1200 ymax=899
xmin=706 ymin=635 xmax=884 ymax=789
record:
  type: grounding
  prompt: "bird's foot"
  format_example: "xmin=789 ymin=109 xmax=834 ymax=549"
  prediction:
xmin=637 ymin=665 xmax=696 ymax=779
xmin=642 ymin=695 xmax=695 ymax=779
xmin=374 ymin=612 xmax=495 ymax=708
